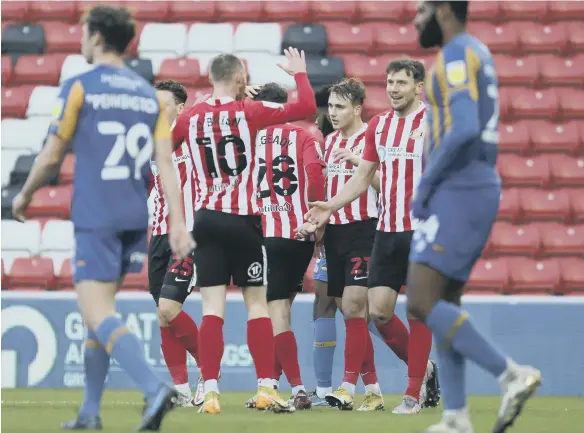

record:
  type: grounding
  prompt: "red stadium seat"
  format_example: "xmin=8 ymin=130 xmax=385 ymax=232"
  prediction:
xmin=518 ymin=22 xmax=569 ymax=54
xmin=56 ymin=258 xmax=74 ymax=290
xmin=169 ymin=0 xmax=216 ymax=21
xmin=506 ymin=258 xmax=561 ymax=295
xmin=538 ymin=222 xmax=584 ymax=257
xmin=497 ymin=154 xmax=551 ymax=187
xmin=497 ymin=87 xmax=511 ymax=121
xmin=1 ymin=85 xmax=34 ymax=119
xmin=468 ymin=1 xmax=500 ymax=22
xmin=324 ymin=22 xmax=374 ymax=55
xmin=292 ymin=120 xmax=325 ymax=144
xmin=1 ymin=1 xmax=30 ymax=21
xmin=363 ymin=86 xmax=388 ymax=120
xmin=539 ymin=54 xmax=584 ymax=87
xmin=529 ymin=120 xmax=581 ymax=155
xmin=185 ymin=87 xmax=213 ymax=105
xmin=121 ymin=0 xmax=169 ymax=22
xmin=569 ymin=189 xmax=584 ymax=223
xmin=59 ymin=153 xmax=75 ymax=185
xmin=263 ymin=1 xmax=310 ymax=22
xmin=9 ymin=257 xmax=56 ymax=290
xmin=494 ymin=55 xmax=539 ymax=87
xmin=126 ymin=22 xmax=145 ymax=57
xmin=548 ymin=154 xmax=584 ymax=186
xmin=12 ymin=53 xmax=66 ymax=86
xmin=342 ymin=54 xmax=394 ymax=85
xmin=487 ymin=222 xmax=541 ymax=257
xmin=310 ymin=1 xmax=358 ymax=22
xmin=1 ymin=258 xmax=9 ymax=289
xmin=549 ymin=2 xmax=584 ymax=21
xmin=508 ymin=88 xmax=559 ymax=120
xmin=519 ymin=188 xmax=571 ymax=223
xmin=216 ymin=1 xmax=263 ymax=22
xmin=467 ymin=23 xmax=519 ymax=54
xmin=43 ymin=22 xmax=82 ymax=53
xmin=497 ymin=188 xmax=521 ymax=222
xmin=29 ymin=1 xmax=77 ymax=22
xmin=25 ymin=185 xmax=72 ymax=219
xmin=467 ymin=258 xmax=508 ymax=293
xmin=157 ymin=58 xmax=202 ymax=87
xmin=559 ymin=257 xmax=584 ymax=295
xmin=566 ymin=22 xmax=584 ymax=52
xmin=372 ymin=23 xmax=419 ymax=55
xmin=500 ymin=1 xmax=548 ymax=21
xmin=401 ymin=1 xmax=418 ymax=21
xmin=2 ymin=56 xmax=13 ymax=86
xmin=556 ymin=88 xmax=584 ymax=119
xmin=121 ymin=261 xmax=148 ymax=291
xmin=358 ymin=0 xmax=406 ymax=22
xmin=499 ymin=121 xmax=531 ymax=154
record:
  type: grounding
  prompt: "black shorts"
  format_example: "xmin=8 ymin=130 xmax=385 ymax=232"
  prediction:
xmin=193 ymin=209 xmax=266 ymax=288
xmin=324 ymin=218 xmax=377 ymax=298
xmin=148 ymin=233 xmax=195 ymax=305
xmin=265 ymin=237 xmax=314 ymax=302
xmin=368 ymin=230 xmax=413 ymax=292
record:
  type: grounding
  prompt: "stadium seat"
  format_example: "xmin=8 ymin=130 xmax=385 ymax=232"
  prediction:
xmin=497 ymin=87 xmax=511 ymax=121
xmin=305 ymin=56 xmax=345 ymax=89
xmin=494 ymin=55 xmax=539 ymax=87
xmin=529 ymin=120 xmax=581 ymax=154
xmin=1 ymin=1 xmax=30 ymax=21
xmin=40 ymin=219 xmax=74 ymax=271
xmin=559 ymin=257 xmax=584 ymax=295
xmin=342 ymin=54 xmax=392 ymax=85
xmin=56 ymin=258 xmax=74 ymax=290
xmin=2 ymin=85 xmax=34 ymax=118
xmin=548 ymin=154 xmax=584 ymax=186
xmin=59 ymin=153 xmax=75 ymax=185
xmin=43 ymin=22 xmax=82 ymax=53
xmin=234 ymin=23 xmax=282 ymax=56
xmin=126 ymin=22 xmax=146 ymax=58
xmin=187 ymin=23 xmax=235 ymax=55
xmin=168 ymin=0 xmax=216 ymax=22
xmin=26 ymin=86 xmax=59 ymax=118
xmin=556 ymin=88 xmax=584 ymax=119
xmin=467 ymin=23 xmax=519 ymax=54
xmin=548 ymin=2 xmax=584 ymax=21
xmin=60 ymin=54 xmax=94 ymax=84
xmin=358 ymin=0 xmax=404 ymax=22
xmin=539 ymin=54 xmax=584 ymax=87
xmin=310 ymin=1 xmax=358 ymax=22
xmin=262 ymin=1 xmax=308 ymax=21
xmin=566 ymin=21 xmax=584 ymax=53
xmin=28 ymin=1 xmax=77 ymax=22
xmin=124 ymin=57 xmax=154 ymax=83
xmin=500 ymin=1 xmax=548 ymax=21
xmin=538 ymin=222 xmax=584 ymax=257
xmin=9 ymin=257 xmax=56 ymax=290
xmin=363 ymin=86 xmax=388 ymax=120
xmin=487 ymin=222 xmax=541 ymax=257
xmin=1 ymin=185 xmax=20 ymax=220
xmin=2 ymin=55 xmax=13 ymax=85
xmin=282 ymin=24 xmax=327 ymax=57
xmin=1 ymin=117 xmax=51 ymax=152
xmin=121 ymin=260 xmax=149 ymax=291
xmin=506 ymin=258 xmax=561 ymax=295
xmin=24 ymin=185 xmax=72 ymax=219
xmin=12 ymin=53 xmax=66 ymax=86
xmin=139 ymin=23 xmax=188 ymax=57
xmin=1 ymin=148 xmax=23 ymax=187
xmin=497 ymin=154 xmax=550 ymax=187
xmin=466 ymin=258 xmax=508 ymax=294
xmin=10 ymin=154 xmax=38 ymax=186
xmin=246 ymin=54 xmax=296 ymax=89
xmin=519 ymin=188 xmax=571 ymax=223
xmin=185 ymin=87 xmax=213 ymax=105
xmin=156 ymin=58 xmax=202 ymax=87
xmin=324 ymin=22 xmax=374 ymax=55
xmin=497 ymin=188 xmax=521 ymax=222
xmin=517 ymin=23 xmax=569 ymax=54
xmin=499 ymin=121 xmax=531 ymax=154
xmin=216 ymin=1 xmax=263 ymax=22
xmin=1 ymin=220 xmax=41 ymax=259
xmin=122 ymin=0 xmax=169 ymax=21
xmin=1 ymin=258 xmax=8 ymax=289
xmin=508 ymin=88 xmax=559 ymax=120
xmin=1 ymin=24 xmax=45 ymax=55
xmin=569 ymin=189 xmax=584 ymax=223
xmin=468 ymin=0 xmax=501 ymax=22
xmin=372 ymin=23 xmax=419 ymax=54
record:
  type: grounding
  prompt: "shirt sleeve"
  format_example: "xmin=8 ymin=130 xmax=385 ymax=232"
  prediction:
xmin=302 ymin=134 xmax=326 ymax=168
xmin=47 ymin=78 xmax=85 ymax=143
xmin=171 ymin=108 xmax=189 ymax=150
xmin=153 ymin=93 xmax=171 ymax=141
xmin=362 ymin=116 xmax=380 ymax=163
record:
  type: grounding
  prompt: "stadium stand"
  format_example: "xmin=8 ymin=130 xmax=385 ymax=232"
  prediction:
xmin=1 ymin=1 xmax=583 ymax=294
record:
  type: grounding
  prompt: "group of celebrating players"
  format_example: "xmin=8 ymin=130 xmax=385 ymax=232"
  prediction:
xmin=12 ymin=2 xmax=543 ymax=433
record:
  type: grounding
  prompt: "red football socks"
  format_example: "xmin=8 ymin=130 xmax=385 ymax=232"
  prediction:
xmin=275 ymin=331 xmax=302 ymax=386
xmin=376 ymin=315 xmax=410 ymax=363
xmin=199 ymin=315 xmax=224 ymax=381
xmin=360 ymin=331 xmax=378 ymax=386
xmin=405 ymin=318 xmax=433 ymax=400
xmin=247 ymin=317 xmax=276 ymax=380
xmin=168 ymin=310 xmax=200 ymax=366
xmin=342 ymin=318 xmax=368 ymax=384
xmin=160 ymin=326 xmax=188 ymax=384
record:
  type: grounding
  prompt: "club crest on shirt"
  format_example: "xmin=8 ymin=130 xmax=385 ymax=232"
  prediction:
xmin=446 ymin=60 xmax=468 ymax=87
xmin=410 ymin=128 xmax=424 ymax=140
xmin=376 ymin=145 xmax=388 ymax=162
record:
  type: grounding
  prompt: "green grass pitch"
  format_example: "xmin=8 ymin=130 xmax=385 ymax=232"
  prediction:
xmin=2 ymin=389 xmax=582 ymax=433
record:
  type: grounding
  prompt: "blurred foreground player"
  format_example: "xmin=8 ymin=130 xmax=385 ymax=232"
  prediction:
xmin=172 ymin=49 xmax=317 ymax=414
xmin=410 ymin=2 xmax=541 ymax=432
xmin=148 ymin=80 xmax=203 ymax=407
xmin=12 ymin=6 xmax=194 ymax=431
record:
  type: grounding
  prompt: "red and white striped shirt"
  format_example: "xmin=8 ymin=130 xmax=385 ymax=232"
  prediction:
xmin=256 ymin=124 xmax=324 ymax=239
xmin=172 ymin=73 xmax=317 ymax=216
xmin=149 ymin=142 xmax=196 ymax=236
xmin=324 ymin=124 xmax=378 ymax=225
xmin=362 ymin=102 xmax=426 ymax=232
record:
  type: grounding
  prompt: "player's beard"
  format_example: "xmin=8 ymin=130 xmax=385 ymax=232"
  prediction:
xmin=419 ymin=13 xmax=443 ymax=48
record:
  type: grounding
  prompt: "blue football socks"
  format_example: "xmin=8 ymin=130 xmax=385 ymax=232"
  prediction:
xmin=426 ymin=300 xmax=507 ymax=378
xmin=95 ymin=316 xmax=160 ymax=399
xmin=78 ymin=329 xmax=110 ymax=418
xmin=313 ymin=318 xmax=336 ymax=388
xmin=435 ymin=333 xmax=467 ymax=410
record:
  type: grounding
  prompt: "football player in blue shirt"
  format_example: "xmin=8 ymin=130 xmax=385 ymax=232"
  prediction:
xmin=408 ymin=2 xmax=541 ymax=433
xmin=12 ymin=6 xmax=194 ymax=431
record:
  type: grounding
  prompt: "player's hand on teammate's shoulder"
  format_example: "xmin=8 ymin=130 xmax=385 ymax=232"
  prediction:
xmin=12 ymin=192 xmax=32 ymax=222
xmin=245 ymin=85 xmax=262 ymax=99
xmin=277 ymin=47 xmax=307 ymax=76
xmin=168 ymin=223 xmax=195 ymax=260
xmin=332 ymin=148 xmax=359 ymax=167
